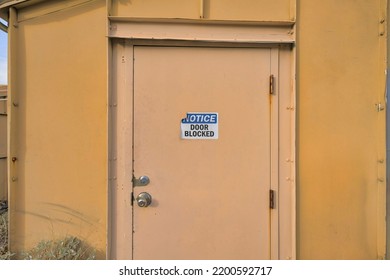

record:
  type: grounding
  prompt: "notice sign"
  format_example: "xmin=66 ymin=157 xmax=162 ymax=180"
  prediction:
xmin=181 ymin=112 xmax=218 ymax=140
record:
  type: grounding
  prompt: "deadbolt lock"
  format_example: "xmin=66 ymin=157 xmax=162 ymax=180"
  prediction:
xmin=136 ymin=192 xmax=152 ymax=207
xmin=133 ymin=175 xmax=150 ymax=187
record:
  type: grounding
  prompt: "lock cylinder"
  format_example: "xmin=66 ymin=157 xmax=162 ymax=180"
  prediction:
xmin=136 ymin=192 xmax=152 ymax=207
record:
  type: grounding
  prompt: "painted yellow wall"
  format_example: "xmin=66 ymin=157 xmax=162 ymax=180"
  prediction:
xmin=0 ymin=85 xmax=6 ymax=201
xmin=386 ymin=0 xmax=390 ymax=259
xmin=204 ymin=0 xmax=293 ymax=21
xmin=111 ymin=0 xmax=201 ymax=19
xmin=297 ymin=0 xmax=387 ymax=259
xmin=8 ymin=0 xmax=107 ymax=257
xmin=3 ymin=0 xmax=387 ymax=259
xmin=110 ymin=0 xmax=387 ymax=259
xmin=111 ymin=0 xmax=294 ymax=21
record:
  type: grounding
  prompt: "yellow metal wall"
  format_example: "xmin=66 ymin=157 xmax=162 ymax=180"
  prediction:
xmin=110 ymin=0 xmax=387 ymax=259
xmin=297 ymin=0 xmax=387 ymax=259
xmin=110 ymin=0 xmax=294 ymax=21
xmin=386 ymin=0 xmax=390 ymax=259
xmin=8 ymin=0 xmax=107 ymax=257
xmin=0 ymin=85 xmax=6 ymax=201
xmin=3 ymin=0 xmax=387 ymax=259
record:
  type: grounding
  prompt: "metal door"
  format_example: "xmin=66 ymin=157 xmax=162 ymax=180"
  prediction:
xmin=133 ymin=46 xmax=277 ymax=259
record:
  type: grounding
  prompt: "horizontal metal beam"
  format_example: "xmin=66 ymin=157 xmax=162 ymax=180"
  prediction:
xmin=109 ymin=18 xmax=295 ymax=44
xmin=0 ymin=0 xmax=29 ymax=9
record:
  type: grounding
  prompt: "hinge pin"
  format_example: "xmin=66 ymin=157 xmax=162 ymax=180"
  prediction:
xmin=269 ymin=75 xmax=274 ymax=95
xmin=270 ymin=190 xmax=275 ymax=209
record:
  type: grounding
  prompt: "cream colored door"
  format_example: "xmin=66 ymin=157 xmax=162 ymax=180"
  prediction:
xmin=133 ymin=46 xmax=276 ymax=259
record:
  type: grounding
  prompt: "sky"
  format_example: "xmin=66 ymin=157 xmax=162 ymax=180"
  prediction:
xmin=0 ymin=19 xmax=7 ymax=85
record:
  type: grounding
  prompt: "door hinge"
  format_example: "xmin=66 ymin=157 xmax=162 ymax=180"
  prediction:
xmin=270 ymin=190 xmax=275 ymax=209
xmin=376 ymin=102 xmax=385 ymax=112
xmin=269 ymin=74 xmax=274 ymax=95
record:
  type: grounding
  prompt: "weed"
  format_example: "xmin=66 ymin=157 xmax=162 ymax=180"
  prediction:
xmin=0 ymin=211 xmax=12 ymax=260
xmin=22 ymin=236 xmax=97 ymax=260
xmin=1 ymin=207 xmax=97 ymax=260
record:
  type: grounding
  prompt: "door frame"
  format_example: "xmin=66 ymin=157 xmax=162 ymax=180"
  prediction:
xmin=108 ymin=19 xmax=296 ymax=260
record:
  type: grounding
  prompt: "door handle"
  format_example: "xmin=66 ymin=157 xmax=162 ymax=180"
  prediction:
xmin=136 ymin=192 xmax=152 ymax=207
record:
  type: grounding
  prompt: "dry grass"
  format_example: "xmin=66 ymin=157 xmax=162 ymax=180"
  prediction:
xmin=0 ymin=211 xmax=12 ymax=260
xmin=1 ymin=209 xmax=97 ymax=260
xmin=22 ymin=236 xmax=97 ymax=260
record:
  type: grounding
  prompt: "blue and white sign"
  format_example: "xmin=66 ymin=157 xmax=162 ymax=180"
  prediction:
xmin=181 ymin=112 xmax=218 ymax=140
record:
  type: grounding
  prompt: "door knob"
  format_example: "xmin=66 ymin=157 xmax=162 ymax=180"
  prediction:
xmin=136 ymin=192 xmax=152 ymax=207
